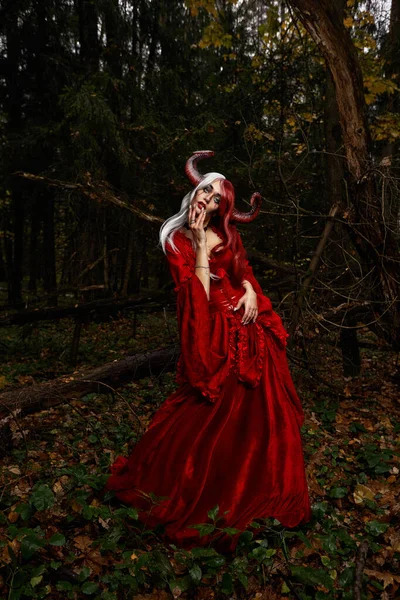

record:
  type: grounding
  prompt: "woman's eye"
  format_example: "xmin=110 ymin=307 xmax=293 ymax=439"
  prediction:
xmin=203 ymin=185 xmax=211 ymax=193
xmin=214 ymin=196 xmax=220 ymax=205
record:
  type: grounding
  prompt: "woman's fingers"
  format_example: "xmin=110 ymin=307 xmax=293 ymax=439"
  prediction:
xmin=234 ymin=297 xmax=244 ymax=312
xmin=242 ymin=305 xmax=257 ymax=324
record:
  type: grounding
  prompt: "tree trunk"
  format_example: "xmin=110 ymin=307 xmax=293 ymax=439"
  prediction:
xmin=324 ymin=66 xmax=361 ymax=375
xmin=104 ymin=0 xmax=123 ymax=80
xmin=289 ymin=0 xmax=400 ymax=346
xmin=78 ymin=0 xmax=100 ymax=74
xmin=122 ymin=230 xmax=135 ymax=297
xmin=42 ymin=191 xmax=58 ymax=306
xmin=4 ymin=3 xmax=24 ymax=307
xmin=28 ymin=197 xmax=41 ymax=294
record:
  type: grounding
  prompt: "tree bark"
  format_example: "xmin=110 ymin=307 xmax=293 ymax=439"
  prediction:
xmin=42 ymin=190 xmax=58 ymax=306
xmin=289 ymin=0 xmax=400 ymax=346
xmin=78 ymin=0 xmax=100 ymax=74
xmin=324 ymin=65 xmax=361 ymax=375
xmin=4 ymin=3 xmax=24 ymax=307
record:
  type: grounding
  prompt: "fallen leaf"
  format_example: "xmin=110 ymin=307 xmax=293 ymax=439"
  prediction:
xmin=73 ymin=535 xmax=93 ymax=552
xmin=364 ymin=569 xmax=400 ymax=589
xmin=8 ymin=466 xmax=21 ymax=475
xmin=353 ymin=484 xmax=375 ymax=505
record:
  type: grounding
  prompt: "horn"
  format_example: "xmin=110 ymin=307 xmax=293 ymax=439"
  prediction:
xmin=185 ymin=150 xmax=215 ymax=186
xmin=230 ymin=192 xmax=262 ymax=223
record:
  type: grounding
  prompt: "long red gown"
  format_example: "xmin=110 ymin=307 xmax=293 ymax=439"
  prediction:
xmin=106 ymin=225 xmax=311 ymax=549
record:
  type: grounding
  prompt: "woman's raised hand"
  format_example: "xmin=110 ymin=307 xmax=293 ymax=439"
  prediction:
xmin=187 ymin=203 xmax=207 ymax=246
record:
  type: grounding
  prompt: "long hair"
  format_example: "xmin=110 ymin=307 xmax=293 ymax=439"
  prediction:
xmin=159 ymin=175 xmax=248 ymax=285
xmin=159 ymin=172 xmax=225 ymax=253
xmin=214 ymin=180 xmax=248 ymax=285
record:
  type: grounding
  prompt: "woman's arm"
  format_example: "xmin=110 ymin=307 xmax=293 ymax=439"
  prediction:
xmin=188 ymin=204 xmax=211 ymax=300
xmin=195 ymin=242 xmax=210 ymax=300
xmin=242 ymin=279 xmax=254 ymax=292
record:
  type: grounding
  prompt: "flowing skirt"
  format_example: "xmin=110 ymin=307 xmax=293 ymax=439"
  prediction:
xmin=106 ymin=337 xmax=311 ymax=550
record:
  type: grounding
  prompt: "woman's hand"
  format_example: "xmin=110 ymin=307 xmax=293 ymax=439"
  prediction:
xmin=234 ymin=288 xmax=258 ymax=324
xmin=187 ymin=203 xmax=207 ymax=246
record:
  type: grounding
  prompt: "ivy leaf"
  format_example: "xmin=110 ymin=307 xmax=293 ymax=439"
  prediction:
xmin=30 ymin=575 xmax=43 ymax=587
xmin=238 ymin=531 xmax=253 ymax=546
xmin=312 ymin=501 xmax=329 ymax=520
xmin=329 ymin=487 xmax=348 ymax=499
xmin=189 ymin=523 xmax=215 ymax=537
xmin=206 ymin=556 xmax=226 ymax=568
xmin=291 ymin=566 xmax=334 ymax=590
xmin=222 ymin=527 xmax=241 ymax=536
xmin=152 ymin=550 xmax=174 ymax=576
xmin=21 ymin=534 xmax=45 ymax=559
xmin=30 ymin=484 xmax=55 ymax=511
xmin=189 ymin=564 xmax=202 ymax=584
xmin=221 ymin=573 xmax=233 ymax=595
xmin=15 ymin=503 xmax=32 ymax=520
xmin=190 ymin=548 xmax=219 ymax=559
xmin=78 ymin=566 xmax=91 ymax=582
xmin=49 ymin=533 xmax=66 ymax=546
xmin=56 ymin=581 xmax=74 ymax=592
xmin=365 ymin=521 xmax=390 ymax=537
xmin=207 ymin=505 xmax=219 ymax=521
xmin=81 ymin=581 xmax=99 ymax=595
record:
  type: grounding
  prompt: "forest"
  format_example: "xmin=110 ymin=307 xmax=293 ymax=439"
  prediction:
xmin=0 ymin=0 xmax=399 ymax=598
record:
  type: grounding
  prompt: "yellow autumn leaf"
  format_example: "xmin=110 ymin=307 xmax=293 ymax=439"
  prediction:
xmin=343 ymin=17 xmax=354 ymax=28
xmin=353 ymin=484 xmax=375 ymax=505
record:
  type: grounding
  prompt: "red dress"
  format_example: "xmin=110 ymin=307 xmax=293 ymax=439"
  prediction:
xmin=106 ymin=226 xmax=311 ymax=549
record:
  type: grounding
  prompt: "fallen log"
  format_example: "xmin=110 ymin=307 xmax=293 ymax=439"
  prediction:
xmin=0 ymin=344 xmax=180 ymax=417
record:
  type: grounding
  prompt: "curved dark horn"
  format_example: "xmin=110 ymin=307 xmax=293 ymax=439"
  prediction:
xmin=231 ymin=192 xmax=262 ymax=223
xmin=185 ymin=150 xmax=215 ymax=186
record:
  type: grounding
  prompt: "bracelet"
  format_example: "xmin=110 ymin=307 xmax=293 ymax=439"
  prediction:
xmin=195 ymin=266 xmax=210 ymax=269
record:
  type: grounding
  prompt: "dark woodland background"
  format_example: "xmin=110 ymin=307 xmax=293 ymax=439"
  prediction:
xmin=0 ymin=1 xmax=400 ymax=599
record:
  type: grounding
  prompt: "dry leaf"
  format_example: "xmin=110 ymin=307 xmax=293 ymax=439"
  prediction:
xmin=364 ymin=569 xmax=400 ymax=589
xmin=8 ymin=465 xmax=21 ymax=475
xmin=73 ymin=535 xmax=93 ymax=552
xmin=353 ymin=484 xmax=375 ymax=505
xmin=7 ymin=511 xmax=19 ymax=523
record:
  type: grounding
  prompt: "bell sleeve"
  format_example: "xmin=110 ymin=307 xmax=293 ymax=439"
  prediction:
xmin=165 ymin=234 xmax=219 ymax=400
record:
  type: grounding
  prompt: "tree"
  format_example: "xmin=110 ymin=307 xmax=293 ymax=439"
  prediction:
xmin=289 ymin=0 xmax=400 ymax=346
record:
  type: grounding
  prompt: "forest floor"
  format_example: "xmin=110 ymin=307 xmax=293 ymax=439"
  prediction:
xmin=0 ymin=311 xmax=399 ymax=600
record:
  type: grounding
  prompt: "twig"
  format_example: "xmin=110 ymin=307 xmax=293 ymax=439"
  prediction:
xmin=277 ymin=569 xmax=302 ymax=600
xmin=354 ymin=540 xmax=368 ymax=600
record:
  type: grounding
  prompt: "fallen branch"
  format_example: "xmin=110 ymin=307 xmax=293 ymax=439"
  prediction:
xmin=13 ymin=171 xmax=164 ymax=224
xmin=289 ymin=204 xmax=340 ymax=335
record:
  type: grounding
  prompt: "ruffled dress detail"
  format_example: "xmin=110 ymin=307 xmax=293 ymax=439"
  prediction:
xmin=106 ymin=227 xmax=311 ymax=550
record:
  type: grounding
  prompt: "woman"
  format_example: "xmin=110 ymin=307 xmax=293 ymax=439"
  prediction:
xmin=106 ymin=151 xmax=311 ymax=550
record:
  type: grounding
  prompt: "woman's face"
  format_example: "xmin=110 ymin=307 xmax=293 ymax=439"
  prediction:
xmin=190 ymin=179 xmax=223 ymax=217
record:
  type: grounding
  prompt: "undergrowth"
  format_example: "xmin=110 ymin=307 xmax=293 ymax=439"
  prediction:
xmin=0 ymin=316 xmax=399 ymax=599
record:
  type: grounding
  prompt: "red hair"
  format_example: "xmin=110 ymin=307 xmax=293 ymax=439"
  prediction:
xmin=212 ymin=179 xmax=248 ymax=285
